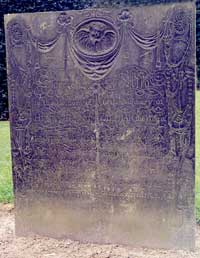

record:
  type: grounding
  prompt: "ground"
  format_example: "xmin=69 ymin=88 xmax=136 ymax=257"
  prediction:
xmin=0 ymin=204 xmax=199 ymax=258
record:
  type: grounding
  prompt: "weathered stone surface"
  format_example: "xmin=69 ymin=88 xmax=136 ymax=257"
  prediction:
xmin=5 ymin=2 xmax=195 ymax=250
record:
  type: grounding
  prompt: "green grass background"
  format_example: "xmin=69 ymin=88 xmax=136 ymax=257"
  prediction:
xmin=0 ymin=96 xmax=200 ymax=221
xmin=0 ymin=121 xmax=13 ymax=203
xmin=196 ymin=91 xmax=200 ymax=224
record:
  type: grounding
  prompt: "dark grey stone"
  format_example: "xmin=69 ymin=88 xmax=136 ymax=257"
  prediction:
xmin=5 ymin=1 xmax=195 ymax=250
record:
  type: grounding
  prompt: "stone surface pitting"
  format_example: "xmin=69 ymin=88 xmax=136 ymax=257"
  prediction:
xmin=5 ymin=2 xmax=195 ymax=250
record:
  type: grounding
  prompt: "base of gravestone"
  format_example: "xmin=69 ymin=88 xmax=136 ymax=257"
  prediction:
xmin=0 ymin=205 xmax=199 ymax=257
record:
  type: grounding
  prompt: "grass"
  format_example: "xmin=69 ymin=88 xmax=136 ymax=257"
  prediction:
xmin=0 ymin=102 xmax=200 ymax=222
xmin=196 ymin=91 xmax=200 ymax=224
xmin=0 ymin=121 xmax=13 ymax=203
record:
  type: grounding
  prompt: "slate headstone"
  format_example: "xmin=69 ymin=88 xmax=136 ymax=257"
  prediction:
xmin=5 ymin=1 xmax=195 ymax=250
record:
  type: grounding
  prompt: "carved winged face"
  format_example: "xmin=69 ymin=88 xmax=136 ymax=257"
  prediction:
xmin=74 ymin=20 xmax=117 ymax=55
xmin=89 ymin=24 xmax=106 ymax=43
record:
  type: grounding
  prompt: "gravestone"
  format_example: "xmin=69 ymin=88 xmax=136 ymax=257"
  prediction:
xmin=5 ymin=1 xmax=195 ymax=250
